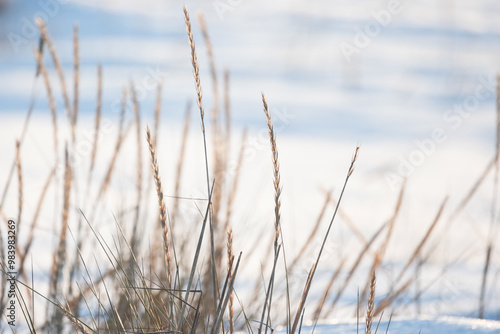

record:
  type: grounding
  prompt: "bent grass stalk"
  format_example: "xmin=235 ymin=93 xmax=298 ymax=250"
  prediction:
xmin=291 ymin=146 xmax=359 ymax=334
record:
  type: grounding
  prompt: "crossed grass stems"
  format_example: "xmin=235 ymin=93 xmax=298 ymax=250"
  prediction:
xmin=1 ymin=5 xmax=499 ymax=334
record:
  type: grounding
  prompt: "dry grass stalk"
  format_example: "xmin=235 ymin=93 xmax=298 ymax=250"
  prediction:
xmin=448 ymin=156 xmax=495 ymax=223
xmin=48 ymin=146 xmax=72 ymax=330
xmin=36 ymin=18 xmax=72 ymax=125
xmin=62 ymin=303 xmax=92 ymax=334
xmin=153 ymin=80 xmax=163 ymax=147
xmin=224 ymin=129 xmax=248 ymax=231
xmin=335 ymin=196 xmax=367 ymax=245
xmin=15 ymin=141 xmax=22 ymax=233
xmin=146 ymin=126 xmax=171 ymax=287
xmin=88 ymin=65 xmax=102 ymax=180
xmin=34 ymin=49 xmax=58 ymax=162
xmin=355 ymin=183 xmax=405 ymax=314
xmin=185 ymin=6 xmax=206 ymax=127
xmin=184 ymin=5 xmax=219 ymax=317
xmin=177 ymin=183 xmax=215 ymax=331
xmin=365 ymin=271 xmax=376 ymax=334
xmin=0 ymin=37 xmax=43 ymax=214
xmin=262 ymin=93 xmax=282 ymax=254
xmin=396 ymin=197 xmax=448 ymax=282
xmin=479 ymin=73 xmax=500 ymax=318
xmin=72 ymin=23 xmax=79 ymax=141
xmin=291 ymin=262 xmax=317 ymax=334
xmin=198 ymin=12 xmax=218 ymax=122
xmin=374 ymin=276 xmax=414 ymax=316
xmin=130 ymin=85 xmax=143 ymax=253
xmin=95 ymin=87 xmax=128 ymax=205
xmin=171 ymin=103 xmax=191 ymax=229
xmin=224 ymin=69 xmax=231 ymax=143
xmin=18 ymin=167 xmax=56 ymax=277
xmin=328 ymin=219 xmax=388 ymax=313
xmin=258 ymin=94 xmax=283 ymax=334
xmin=290 ymin=190 xmax=332 ymax=270
xmin=292 ymin=147 xmax=359 ymax=333
xmin=199 ymin=12 xmax=223 ymax=227
xmin=312 ymin=257 xmax=347 ymax=322
xmin=227 ymin=227 xmax=235 ymax=334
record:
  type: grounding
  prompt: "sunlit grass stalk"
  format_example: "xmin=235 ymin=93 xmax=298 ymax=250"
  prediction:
xmin=184 ymin=5 xmax=219 ymax=317
xmin=146 ymin=126 xmax=171 ymax=287
xmin=365 ymin=271 xmax=376 ymax=334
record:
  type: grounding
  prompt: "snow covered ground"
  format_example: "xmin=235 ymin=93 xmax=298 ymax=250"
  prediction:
xmin=291 ymin=316 xmax=500 ymax=333
xmin=1 ymin=0 xmax=500 ymax=332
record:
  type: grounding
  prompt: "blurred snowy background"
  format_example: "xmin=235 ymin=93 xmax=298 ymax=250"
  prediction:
xmin=1 ymin=0 xmax=500 ymax=332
